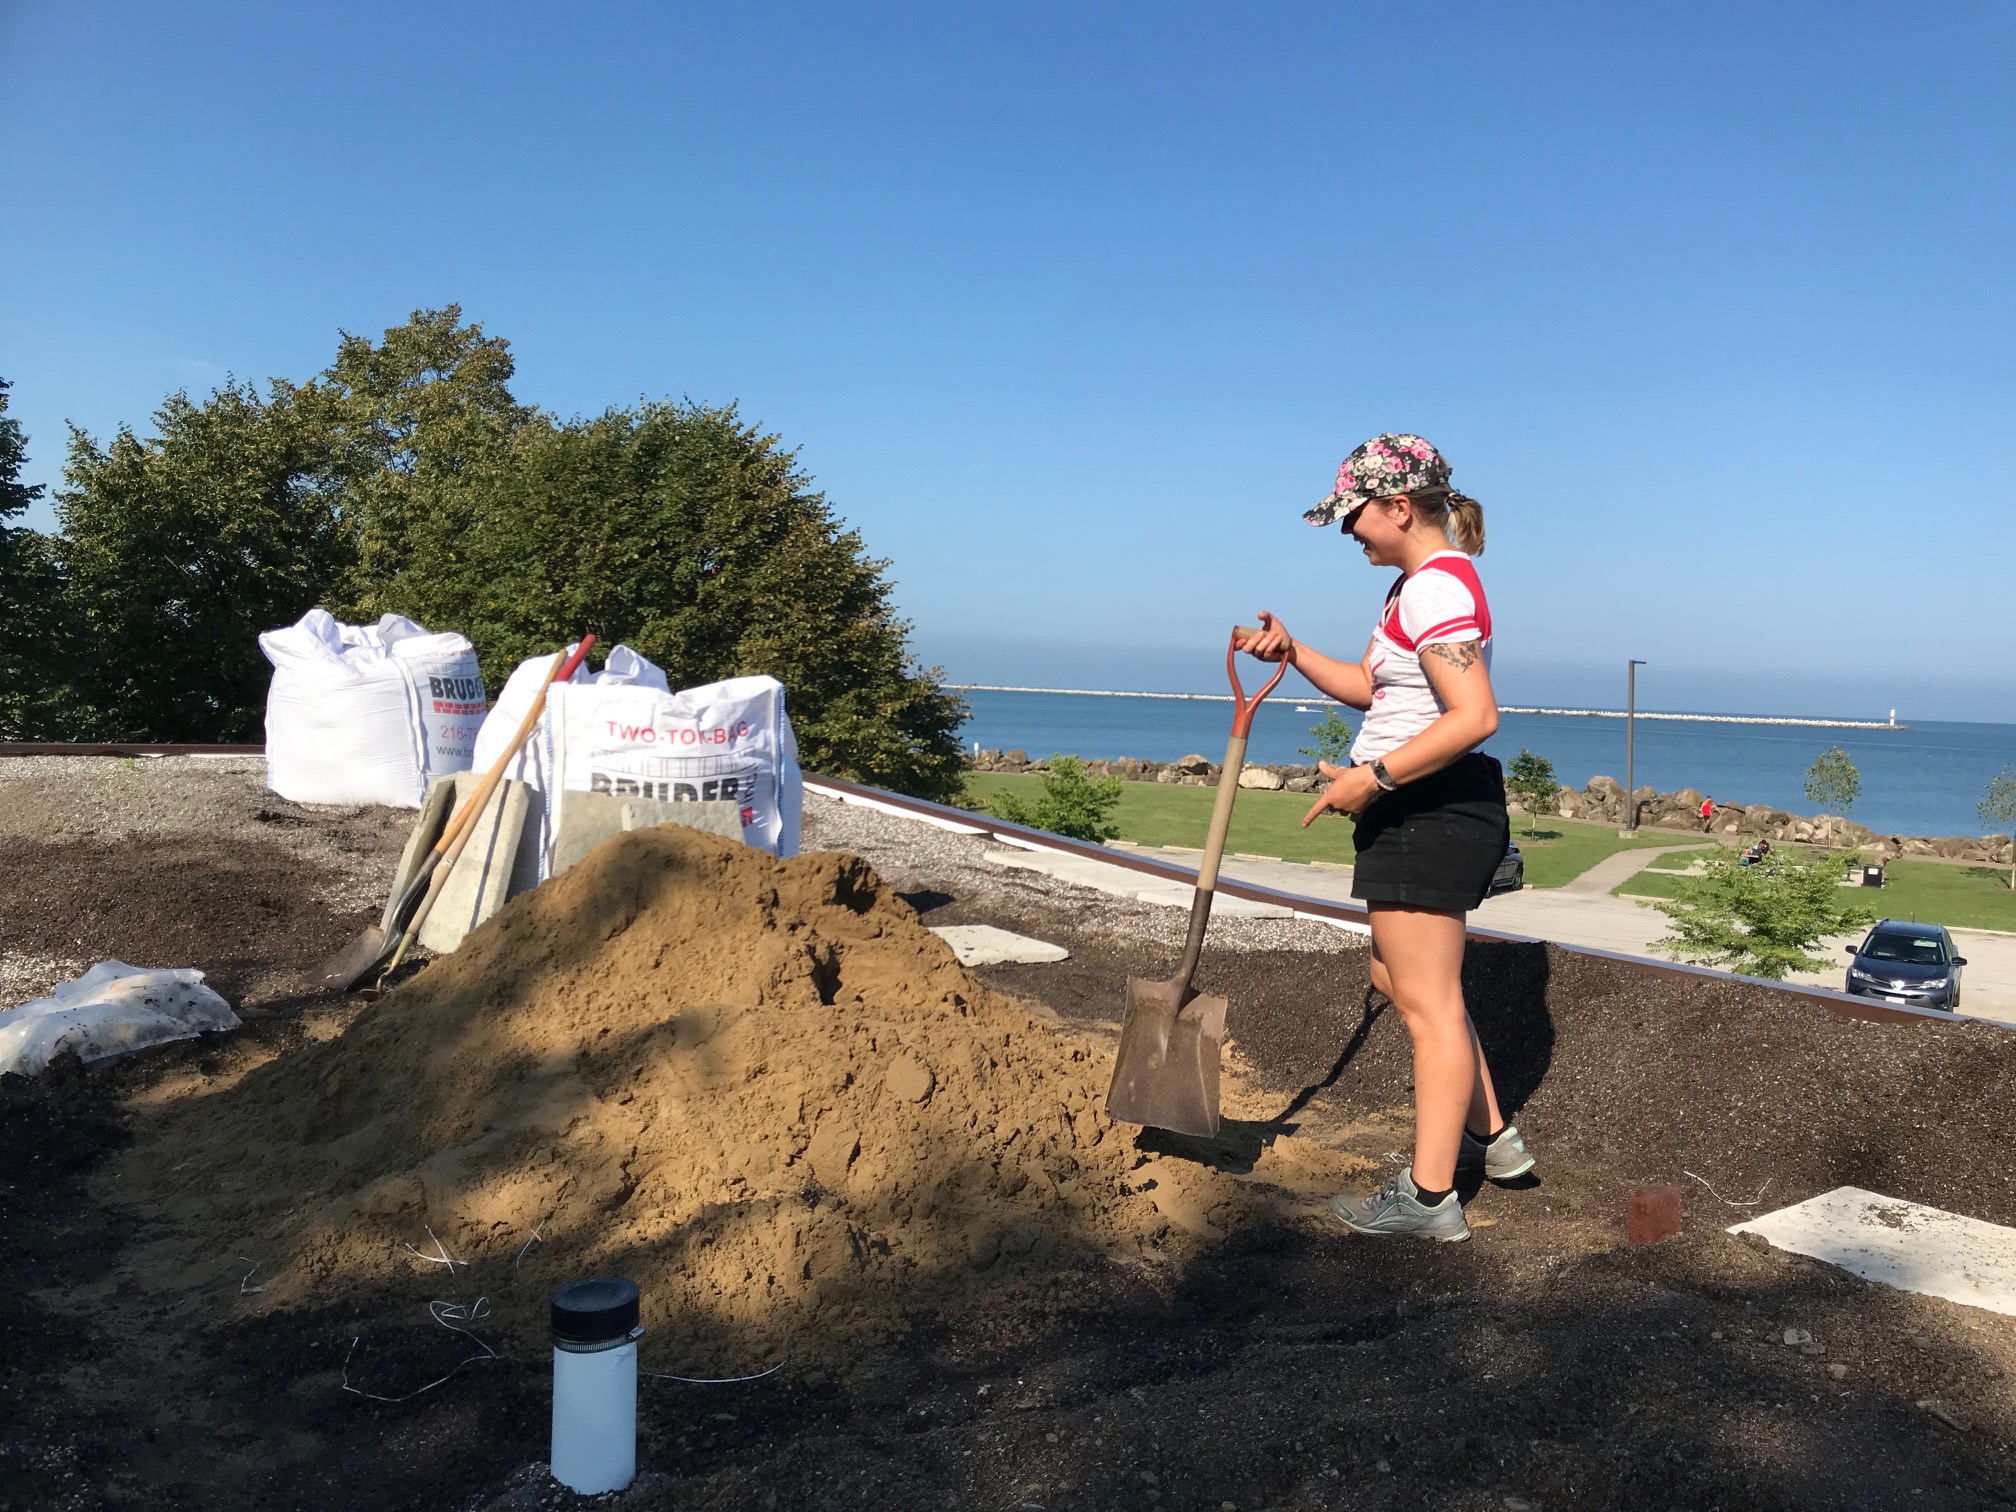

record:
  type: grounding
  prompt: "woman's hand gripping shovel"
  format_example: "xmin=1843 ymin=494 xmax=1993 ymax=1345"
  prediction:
xmin=1104 ymin=631 xmax=1288 ymax=1138
xmin=314 ymin=635 xmax=596 ymax=994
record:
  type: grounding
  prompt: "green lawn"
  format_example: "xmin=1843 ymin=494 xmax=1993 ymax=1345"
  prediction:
xmin=1616 ymin=855 xmax=2016 ymax=933
xmin=1644 ymin=845 xmax=1718 ymax=871
xmin=962 ymin=772 xmax=1676 ymax=887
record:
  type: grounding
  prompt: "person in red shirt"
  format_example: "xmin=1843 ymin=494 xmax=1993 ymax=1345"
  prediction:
xmin=1700 ymin=796 xmax=1714 ymax=832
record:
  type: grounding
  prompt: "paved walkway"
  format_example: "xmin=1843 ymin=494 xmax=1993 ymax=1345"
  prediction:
xmin=1559 ymin=842 xmax=1713 ymax=895
xmin=1082 ymin=842 xmax=2016 ymax=1025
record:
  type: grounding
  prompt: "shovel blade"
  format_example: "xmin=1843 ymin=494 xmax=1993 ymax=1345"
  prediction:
xmin=1105 ymin=977 xmax=1227 ymax=1137
xmin=314 ymin=925 xmax=393 ymax=993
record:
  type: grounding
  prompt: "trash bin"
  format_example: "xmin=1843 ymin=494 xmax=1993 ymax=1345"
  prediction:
xmin=1861 ymin=865 xmax=1885 ymax=888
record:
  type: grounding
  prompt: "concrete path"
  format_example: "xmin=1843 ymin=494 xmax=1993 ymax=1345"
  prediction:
xmin=1559 ymin=842 xmax=1713 ymax=895
xmin=1096 ymin=842 xmax=2016 ymax=1026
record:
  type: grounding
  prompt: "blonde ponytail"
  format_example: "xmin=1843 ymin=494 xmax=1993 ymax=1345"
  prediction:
xmin=1402 ymin=486 xmax=1486 ymax=556
xmin=1446 ymin=491 xmax=1485 ymax=556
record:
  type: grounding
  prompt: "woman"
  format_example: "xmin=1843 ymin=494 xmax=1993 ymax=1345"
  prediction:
xmin=1240 ymin=433 xmax=1533 ymax=1243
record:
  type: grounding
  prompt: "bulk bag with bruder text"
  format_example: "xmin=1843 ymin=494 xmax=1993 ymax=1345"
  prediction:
xmin=472 ymin=643 xmax=802 ymax=869
xmin=259 ymin=609 xmax=486 ymax=807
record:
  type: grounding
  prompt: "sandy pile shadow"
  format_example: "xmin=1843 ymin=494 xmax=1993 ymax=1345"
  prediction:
xmin=113 ymin=826 xmax=1366 ymax=1365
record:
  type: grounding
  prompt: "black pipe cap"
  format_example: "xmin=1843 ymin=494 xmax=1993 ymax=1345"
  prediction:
xmin=550 ymin=1277 xmax=641 ymax=1347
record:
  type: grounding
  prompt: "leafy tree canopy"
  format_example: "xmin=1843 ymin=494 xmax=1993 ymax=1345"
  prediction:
xmin=22 ymin=310 xmax=966 ymax=794
xmin=1980 ymin=765 xmax=2016 ymax=891
xmin=0 ymin=377 xmax=62 ymax=739
xmin=1505 ymin=748 xmax=1558 ymax=835
xmin=1803 ymin=745 xmax=1860 ymax=818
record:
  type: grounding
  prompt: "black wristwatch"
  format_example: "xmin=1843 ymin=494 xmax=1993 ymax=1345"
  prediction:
xmin=1370 ymin=759 xmax=1399 ymax=792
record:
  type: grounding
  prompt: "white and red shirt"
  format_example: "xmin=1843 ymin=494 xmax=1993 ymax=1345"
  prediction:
xmin=1349 ymin=550 xmax=1493 ymax=765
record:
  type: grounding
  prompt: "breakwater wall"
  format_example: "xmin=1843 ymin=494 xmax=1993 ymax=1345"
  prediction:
xmin=949 ymin=686 xmax=1907 ymax=731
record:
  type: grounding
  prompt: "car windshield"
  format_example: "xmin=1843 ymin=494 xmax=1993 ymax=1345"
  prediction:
xmin=1863 ymin=934 xmax=1945 ymax=965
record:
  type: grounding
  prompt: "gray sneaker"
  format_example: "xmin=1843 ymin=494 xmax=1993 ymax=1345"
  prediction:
xmin=1328 ymin=1168 xmax=1470 ymax=1242
xmin=1459 ymin=1123 xmax=1536 ymax=1181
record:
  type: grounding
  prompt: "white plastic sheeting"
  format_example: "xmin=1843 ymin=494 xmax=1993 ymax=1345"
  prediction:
xmin=0 ymin=962 xmax=239 ymax=1077
xmin=260 ymin=609 xmax=485 ymax=808
xmin=472 ymin=644 xmax=802 ymax=869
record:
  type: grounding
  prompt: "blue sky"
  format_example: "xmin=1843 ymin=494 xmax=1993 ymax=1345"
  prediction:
xmin=4 ymin=2 xmax=2012 ymax=720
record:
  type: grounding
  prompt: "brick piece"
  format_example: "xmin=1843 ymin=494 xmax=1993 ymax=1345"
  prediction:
xmin=1628 ymin=1184 xmax=1683 ymax=1244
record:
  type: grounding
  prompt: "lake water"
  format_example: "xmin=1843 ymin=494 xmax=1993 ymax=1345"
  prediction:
xmin=955 ymin=689 xmax=2016 ymax=839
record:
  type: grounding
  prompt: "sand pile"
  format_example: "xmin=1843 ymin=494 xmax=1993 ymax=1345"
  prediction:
xmin=121 ymin=826 xmax=1355 ymax=1363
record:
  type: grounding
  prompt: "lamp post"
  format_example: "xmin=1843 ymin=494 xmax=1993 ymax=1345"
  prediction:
xmin=1624 ymin=659 xmax=1647 ymax=834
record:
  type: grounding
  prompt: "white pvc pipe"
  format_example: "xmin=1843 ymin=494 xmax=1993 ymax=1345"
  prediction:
xmin=551 ymin=1334 xmax=638 ymax=1494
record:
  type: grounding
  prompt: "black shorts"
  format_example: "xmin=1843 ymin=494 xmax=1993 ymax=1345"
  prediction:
xmin=1350 ymin=752 xmax=1511 ymax=913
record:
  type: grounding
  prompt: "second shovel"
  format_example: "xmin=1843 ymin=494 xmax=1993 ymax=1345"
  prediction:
xmin=1104 ymin=631 xmax=1288 ymax=1138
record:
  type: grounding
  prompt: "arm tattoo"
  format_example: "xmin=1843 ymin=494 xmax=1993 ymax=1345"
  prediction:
xmin=1422 ymin=641 xmax=1481 ymax=673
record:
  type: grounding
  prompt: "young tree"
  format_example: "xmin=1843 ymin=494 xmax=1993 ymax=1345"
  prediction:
xmin=1803 ymin=746 xmax=1861 ymax=818
xmin=988 ymin=755 xmax=1125 ymax=842
xmin=1296 ymin=707 xmax=1353 ymax=766
xmin=1647 ymin=846 xmax=1875 ymax=980
xmin=1980 ymin=765 xmax=2016 ymax=891
xmin=1505 ymin=749 xmax=1558 ymax=835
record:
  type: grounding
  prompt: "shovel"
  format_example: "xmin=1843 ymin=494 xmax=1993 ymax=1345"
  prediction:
xmin=314 ymin=635 xmax=596 ymax=992
xmin=1105 ymin=630 xmax=1289 ymax=1137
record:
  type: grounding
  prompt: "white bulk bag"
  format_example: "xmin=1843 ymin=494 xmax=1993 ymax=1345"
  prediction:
xmin=260 ymin=609 xmax=486 ymax=807
xmin=472 ymin=644 xmax=801 ymax=869
xmin=0 ymin=962 xmax=240 ymax=1077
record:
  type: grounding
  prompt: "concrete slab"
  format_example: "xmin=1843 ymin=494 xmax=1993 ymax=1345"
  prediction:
xmin=381 ymin=776 xmax=459 ymax=933
xmin=551 ymin=791 xmax=745 ymax=876
xmin=930 ymin=924 xmax=1069 ymax=966
xmin=622 ymin=798 xmax=745 ymax=840
xmin=418 ymin=776 xmax=535 ymax=954
xmin=1731 ymin=1187 xmax=2016 ymax=1318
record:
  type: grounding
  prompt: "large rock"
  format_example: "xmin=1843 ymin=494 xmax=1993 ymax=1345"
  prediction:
xmin=1237 ymin=765 xmax=1284 ymax=791
xmin=1174 ymin=753 xmax=1213 ymax=776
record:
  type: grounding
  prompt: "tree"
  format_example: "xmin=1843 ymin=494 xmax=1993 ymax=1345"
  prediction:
xmin=1296 ymin=707 xmax=1354 ymax=766
xmin=350 ymin=384 xmax=968 ymax=800
xmin=1980 ymin=766 xmax=2016 ymax=891
xmin=53 ymin=381 xmax=355 ymax=740
xmin=1803 ymin=746 xmax=1861 ymax=818
xmin=0 ymin=377 xmax=63 ymax=739
xmin=1505 ymin=749 xmax=1558 ymax=836
xmin=1647 ymin=846 xmax=1876 ymax=980
xmin=26 ymin=308 xmax=967 ymax=793
xmin=988 ymin=755 xmax=1124 ymax=842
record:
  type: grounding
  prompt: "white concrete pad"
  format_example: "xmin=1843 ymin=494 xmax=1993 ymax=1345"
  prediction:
xmin=1730 ymin=1187 xmax=2016 ymax=1317
xmin=930 ymin=925 xmax=1070 ymax=966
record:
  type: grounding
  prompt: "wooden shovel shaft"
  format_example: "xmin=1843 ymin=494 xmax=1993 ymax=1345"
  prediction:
xmin=1171 ymin=729 xmax=1249 ymax=987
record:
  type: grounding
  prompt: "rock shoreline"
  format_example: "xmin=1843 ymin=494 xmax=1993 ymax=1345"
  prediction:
xmin=966 ymin=749 xmax=2015 ymax=864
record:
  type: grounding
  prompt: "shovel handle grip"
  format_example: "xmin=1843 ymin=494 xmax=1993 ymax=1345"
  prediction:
xmin=1226 ymin=629 xmax=1290 ymax=738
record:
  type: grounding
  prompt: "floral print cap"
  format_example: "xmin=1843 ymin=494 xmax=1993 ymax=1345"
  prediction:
xmin=1305 ymin=433 xmax=1452 ymax=527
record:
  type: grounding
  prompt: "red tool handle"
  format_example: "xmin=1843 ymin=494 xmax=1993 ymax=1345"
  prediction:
xmin=1226 ymin=630 xmax=1290 ymax=738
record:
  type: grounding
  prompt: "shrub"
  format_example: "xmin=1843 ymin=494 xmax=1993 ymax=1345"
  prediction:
xmin=988 ymin=756 xmax=1124 ymax=843
xmin=1647 ymin=845 xmax=1875 ymax=980
xmin=1296 ymin=708 xmax=1354 ymax=766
